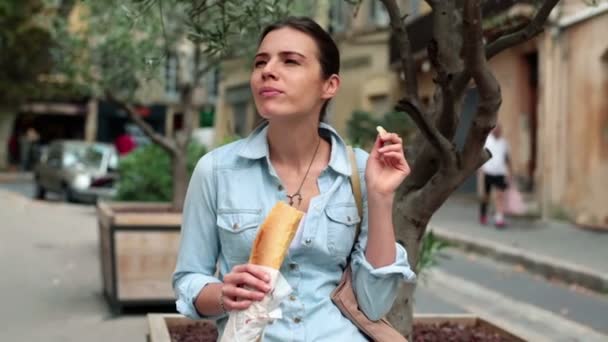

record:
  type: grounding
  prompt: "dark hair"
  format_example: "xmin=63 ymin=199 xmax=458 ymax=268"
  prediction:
xmin=259 ymin=17 xmax=340 ymax=122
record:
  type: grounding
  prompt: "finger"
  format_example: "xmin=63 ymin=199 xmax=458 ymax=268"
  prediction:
xmin=369 ymin=135 xmax=384 ymax=157
xmin=223 ymin=296 xmax=252 ymax=311
xmin=379 ymin=132 xmax=402 ymax=145
xmin=381 ymin=152 xmax=411 ymax=172
xmin=228 ymin=264 xmax=270 ymax=284
xmin=378 ymin=144 xmax=403 ymax=154
xmin=380 ymin=151 xmax=406 ymax=165
xmin=223 ymin=285 xmax=266 ymax=301
xmin=225 ymin=272 xmax=271 ymax=293
xmin=243 ymin=264 xmax=271 ymax=283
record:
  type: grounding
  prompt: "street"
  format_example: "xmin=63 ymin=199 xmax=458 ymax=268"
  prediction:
xmin=1 ymin=180 xmax=34 ymax=198
xmin=0 ymin=181 xmax=607 ymax=341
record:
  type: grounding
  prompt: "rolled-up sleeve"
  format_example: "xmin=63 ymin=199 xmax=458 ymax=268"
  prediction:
xmin=172 ymin=152 xmax=224 ymax=320
xmin=350 ymin=170 xmax=416 ymax=321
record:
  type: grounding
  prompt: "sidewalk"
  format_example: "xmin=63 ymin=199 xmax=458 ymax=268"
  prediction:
xmin=430 ymin=195 xmax=608 ymax=293
xmin=0 ymin=189 xmax=147 ymax=342
xmin=0 ymin=171 xmax=32 ymax=183
xmin=0 ymin=187 xmax=469 ymax=341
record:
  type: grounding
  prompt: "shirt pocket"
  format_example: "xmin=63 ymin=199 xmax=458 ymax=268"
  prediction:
xmin=325 ymin=203 xmax=361 ymax=262
xmin=216 ymin=209 xmax=262 ymax=265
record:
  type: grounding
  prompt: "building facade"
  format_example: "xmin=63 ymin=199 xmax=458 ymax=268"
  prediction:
xmin=213 ymin=0 xmax=608 ymax=228
xmin=213 ymin=0 xmax=428 ymax=142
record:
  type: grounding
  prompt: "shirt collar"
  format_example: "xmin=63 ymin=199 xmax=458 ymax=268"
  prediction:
xmin=237 ymin=121 xmax=351 ymax=176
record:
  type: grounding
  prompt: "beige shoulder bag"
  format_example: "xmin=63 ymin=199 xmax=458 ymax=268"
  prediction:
xmin=330 ymin=146 xmax=407 ymax=342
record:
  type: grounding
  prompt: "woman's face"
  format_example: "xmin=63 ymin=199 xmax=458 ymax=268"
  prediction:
xmin=250 ymin=27 xmax=339 ymax=121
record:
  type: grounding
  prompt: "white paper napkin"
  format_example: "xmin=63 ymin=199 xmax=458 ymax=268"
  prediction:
xmin=220 ymin=267 xmax=292 ymax=342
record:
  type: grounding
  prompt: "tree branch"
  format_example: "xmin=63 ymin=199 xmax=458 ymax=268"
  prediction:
xmin=105 ymin=91 xmax=177 ymax=154
xmin=427 ymin=40 xmax=459 ymax=140
xmin=189 ymin=0 xmax=216 ymax=18
xmin=460 ymin=0 xmax=502 ymax=172
xmin=396 ymin=98 xmax=455 ymax=166
xmin=453 ymin=0 xmax=559 ymax=100
xmin=176 ymin=84 xmax=195 ymax=150
xmin=486 ymin=0 xmax=560 ymax=59
xmin=175 ymin=43 xmax=203 ymax=150
xmin=431 ymin=0 xmax=463 ymax=74
xmin=485 ymin=19 xmax=530 ymax=45
xmin=194 ymin=57 xmax=221 ymax=87
xmin=380 ymin=0 xmax=419 ymax=100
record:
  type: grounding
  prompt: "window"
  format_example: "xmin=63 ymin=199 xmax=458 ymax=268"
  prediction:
xmin=370 ymin=94 xmax=391 ymax=116
xmin=47 ymin=145 xmax=62 ymax=168
xmin=226 ymin=84 xmax=252 ymax=137
xmin=205 ymin=67 xmax=220 ymax=103
xmin=329 ymin=0 xmax=347 ymax=33
xmin=164 ymin=54 xmax=179 ymax=101
xmin=232 ymin=102 xmax=248 ymax=137
xmin=370 ymin=1 xmax=389 ymax=27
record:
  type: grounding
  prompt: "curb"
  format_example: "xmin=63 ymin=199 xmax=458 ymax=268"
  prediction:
xmin=0 ymin=172 xmax=33 ymax=183
xmin=427 ymin=269 xmax=608 ymax=341
xmin=431 ymin=226 xmax=608 ymax=294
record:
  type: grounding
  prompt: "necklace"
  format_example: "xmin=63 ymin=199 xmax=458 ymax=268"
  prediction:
xmin=286 ymin=137 xmax=321 ymax=207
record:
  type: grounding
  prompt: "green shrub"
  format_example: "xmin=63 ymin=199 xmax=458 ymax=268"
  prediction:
xmin=347 ymin=110 xmax=380 ymax=150
xmin=416 ymin=230 xmax=451 ymax=281
xmin=346 ymin=110 xmax=415 ymax=150
xmin=380 ymin=111 xmax=415 ymax=145
xmin=115 ymin=142 xmax=207 ymax=202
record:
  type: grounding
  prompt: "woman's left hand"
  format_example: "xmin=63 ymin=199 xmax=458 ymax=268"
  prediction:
xmin=365 ymin=130 xmax=410 ymax=196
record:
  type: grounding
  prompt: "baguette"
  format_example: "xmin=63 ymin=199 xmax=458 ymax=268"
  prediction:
xmin=249 ymin=201 xmax=304 ymax=269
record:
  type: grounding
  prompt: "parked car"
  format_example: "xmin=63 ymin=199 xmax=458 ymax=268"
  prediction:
xmin=34 ymin=140 xmax=119 ymax=203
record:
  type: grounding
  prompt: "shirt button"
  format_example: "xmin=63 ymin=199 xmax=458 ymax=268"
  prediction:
xmin=304 ymin=238 xmax=312 ymax=245
xmin=347 ymin=216 xmax=352 ymax=222
xmin=278 ymin=185 xmax=283 ymax=191
xmin=293 ymin=317 xmax=302 ymax=324
xmin=289 ymin=295 xmax=296 ymax=301
xmin=289 ymin=263 xmax=298 ymax=271
xmin=232 ymin=223 xmax=239 ymax=230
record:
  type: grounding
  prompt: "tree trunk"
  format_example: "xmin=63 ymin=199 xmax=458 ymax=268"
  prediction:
xmin=376 ymin=0 xmax=561 ymax=337
xmin=387 ymin=195 xmax=431 ymax=338
xmin=0 ymin=108 xmax=18 ymax=171
xmin=171 ymin=152 xmax=188 ymax=212
xmin=388 ymin=283 xmax=416 ymax=340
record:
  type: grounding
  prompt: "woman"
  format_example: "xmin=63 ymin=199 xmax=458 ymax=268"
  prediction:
xmin=173 ymin=17 xmax=416 ymax=341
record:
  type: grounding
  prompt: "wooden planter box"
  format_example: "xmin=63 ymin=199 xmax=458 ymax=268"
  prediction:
xmin=147 ymin=314 xmax=216 ymax=342
xmin=146 ymin=313 xmax=526 ymax=342
xmin=414 ymin=314 xmax=526 ymax=341
xmin=97 ymin=201 xmax=181 ymax=313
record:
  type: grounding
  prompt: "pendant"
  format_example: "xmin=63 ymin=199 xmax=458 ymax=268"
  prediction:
xmin=287 ymin=193 xmax=303 ymax=207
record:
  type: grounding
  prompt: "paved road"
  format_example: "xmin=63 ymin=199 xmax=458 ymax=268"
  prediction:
xmin=0 ymin=190 xmax=145 ymax=342
xmin=0 ymin=180 xmax=34 ymax=198
xmin=1 ymin=186 xmax=605 ymax=341
xmin=434 ymin=249 xmax=608 ymax=338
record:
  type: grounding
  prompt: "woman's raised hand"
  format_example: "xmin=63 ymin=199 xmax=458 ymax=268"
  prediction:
xmin=365 ymin=126 xmax=411 ymax=196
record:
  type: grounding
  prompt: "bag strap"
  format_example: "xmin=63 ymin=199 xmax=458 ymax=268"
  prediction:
xmin=347 ymin=146 xmax=363 ymax=245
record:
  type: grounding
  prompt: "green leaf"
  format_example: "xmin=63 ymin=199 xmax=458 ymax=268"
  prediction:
xmin=115 ymin=142 xmax=207 ymax=202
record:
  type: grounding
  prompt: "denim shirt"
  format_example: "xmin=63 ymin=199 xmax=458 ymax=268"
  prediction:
xmin=172 ymin=122 xmax=416 ymax=341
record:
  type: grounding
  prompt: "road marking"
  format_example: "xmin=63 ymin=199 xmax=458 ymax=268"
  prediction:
xmin=426 ymin=269 xmax=608 ymax=342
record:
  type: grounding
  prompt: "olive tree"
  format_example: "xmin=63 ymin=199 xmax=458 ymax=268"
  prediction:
xmin=374 ymin=0 xmax=561 ymax=336
xmin=57 ymin=0 xmax=299 ymax=210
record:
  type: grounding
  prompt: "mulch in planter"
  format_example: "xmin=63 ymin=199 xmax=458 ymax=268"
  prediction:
xmin=169 ymin=321 xmax=218 ymax=342
xmin=413 ymin=321 xmax=515 ymax=342
xmin=169 ymin=321 xmax=516 ymax=341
